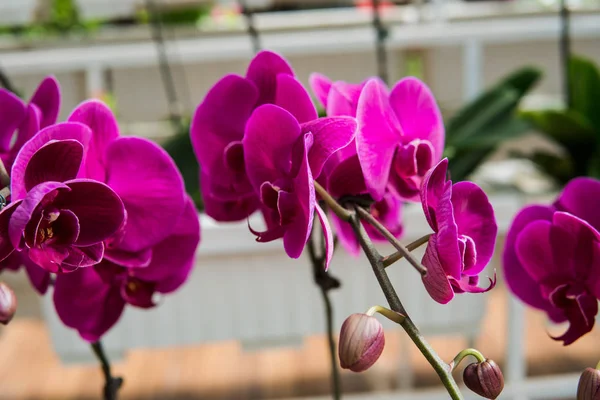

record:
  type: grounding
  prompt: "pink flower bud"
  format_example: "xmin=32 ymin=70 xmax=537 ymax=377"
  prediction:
xmin=338 ymin=313 xmax=385 ymax=372
xmin=0 ymin=282 xmax=17 ymax=325
xmin=577 ymin=368 xmax=600 ymax=400
xmin=463 ymin=359 xmax=504 ymax=399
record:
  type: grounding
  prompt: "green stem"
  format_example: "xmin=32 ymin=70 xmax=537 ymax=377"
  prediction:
xmin=349 ymin=212 xmax=463 ymax=399
xmin=355 ymin=206 xmax=428 ymax=276
xmin=366 ymin=305 xmax=405 ymax=324
xmin=382 ymin=234 xmax=432 ymax=268
xmin=450 ymin=348 xmax=486 ymax=372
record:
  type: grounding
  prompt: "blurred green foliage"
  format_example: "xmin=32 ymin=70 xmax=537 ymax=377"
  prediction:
xmin=444 ymin=66 xmax=542 ymax=181
xmin=518 ymin=56 xmax=600 ymax=185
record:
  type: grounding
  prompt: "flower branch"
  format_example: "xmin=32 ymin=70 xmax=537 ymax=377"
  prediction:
xmin=91 ymin=341 xmax=123 ymax=400
xmin=382 ymin=234 xmax=432 ymax=268
xmin=347 ymin=210 xmax=464 ymax=399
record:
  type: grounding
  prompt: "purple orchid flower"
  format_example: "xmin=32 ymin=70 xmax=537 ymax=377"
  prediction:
xmin=308 ymin=74 xmax=403 ymax=256
xmin=503 ymin=177 xmax=600 ymax=345
xmin=0 ymin=76 xmax=61 ymax=171
xmin=0 ymin=122 xmax=125 ymax=273
xmin=54 ymin=197 xmax=200 ymax=341
xmin=0 ymin=252 xmax=51 ymax=294
xmin=420 ymin=159 xmax=497 ymax=304
xmin=356 ymin=77 xmax=445 ymax=202
xmin=67 ymin=100 xmax=188 ymax=266
xmin=243 ymin=104 xmax=356 ymax=269
xmin=191 ymin=50 xmax=317 ymax=222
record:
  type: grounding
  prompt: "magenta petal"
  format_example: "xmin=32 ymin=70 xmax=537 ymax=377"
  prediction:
xmin=315 ymin=203 xmax=334 ymax=271
xmin=303 ymin=116 xmax=357 ymax=179
xmin=105 ymin=137 xmax=186 ymax=252
xmin=555 ymin=177 xmax=600 ymax=232
xmin=551 ymin=291 xmax=597 ymax=346
xmin=326 ymin=155 xmax=366 ymax=198
xmin=30 ymin=76 xmax=61 ymax=129
xmin=23 ymin=256 xmax=51 ymax=294
xmin=420 ymin=158 xmax=449 ymax=231
xmin=54 ymin=266 xmax=126 ymax=342
xmin=58 ymin=179 xmax=125 ymax=246
xmin=201 ymin=171 xmax=259 ymax=222
xmin=356 ymin=79 xmax=402 ymax=201
xmin=68 ymin=100 xmax=120 ymax=181
xmin=422 ymin=236 xmax=454 ymax=304
xmin=451 ymin=181 xmax=497 ymax=276
xmin=0 ymin=202 xmax=21 ymax=262
xmin=431 ymin=183 xmax=462 ymax=280
xmin=9 ymin=104 xmax=42 ymax=168
xmin=389 ymin=77 xmax=444 ymax=160
xmin=11 ymin=122 xmax=91 ymax=201
xmin=24 ymin=140 xmax=83 ymax=192
xmin=135 ymin=198 xmax=200 ymax=293
xmin=450 ymin=273 xmax=496 ymax=294
xmin=190 ymin=74 xmax=258 ymax=175
xmin=246 ymin=50 xmax=294 ymax=105
xmin=283 ymin=135 xmax=315 ymax=259
xmin=104 ymin=247 xmax=152 ymax=268
xmin=275 ymin=74 xmax=318 ymax=123
xmin=0 ymin=90 xmax=27 ymax=152
xmin=365 ymin=192 xmax=404 ymax=242
xmin=309 ymin=73 xmax=332 ymax=108
xmin=503 ymin=205 xmax=556 ymax=313
xmin=9 ymin=182 xmax=70 ymax=249
xmin=121 ymin=279 xmax=156 ymax=308
xmin=243 ymin=104 xmax=302 ymax=187
xmin=28 ymin=246 xmax=70 ymax=273
xmin=62 ymin=242 xmax=105 ymax=268
xmin=331 ymin=212 xmax=360 ymax=257
xmin=327 ymin=81 xmax=364 ymax=117
xmin=552 ymin=212 xmax=600 ymax=279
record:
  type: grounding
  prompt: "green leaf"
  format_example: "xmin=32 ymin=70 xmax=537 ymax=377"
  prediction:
xmin=161 ymin=128 xmax=201 ymax=208
xmin=520 ymin=109 xmax=596 ymax=148
xmin=449 ymin=116 xmax=532 ymax=149
xmin=569 ymin=56 xmax=600 ymax=132
xmin=446 ymin=66 xmax=542 ymax=142
xmin=447 ymin=147 xmax=493 ymax=182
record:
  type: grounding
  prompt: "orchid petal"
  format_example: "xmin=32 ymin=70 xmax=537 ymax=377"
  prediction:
xmin=11 ymin=122 xmax=91 ymax=201
xmin=0 ymin=89 xmax=27 ymax=152
xmin=24 ymin=140 xmax=83 ymax=192
xmin=246 ymin=50 xmax=294 ymax=105
xmin=420 ymin=158 xmax=449 ymax=231
xmin=303 ymin=116 xmax=357 ymax=179
xmin=356 ymin=79 xmax=402 ymax=201
xmin=243 ymin=104 xmax=302 ymax=187
xmin=275 ymin=74 xmax=318 ymax=123
xmin=315 ymin=203 xmax=334 ymax=270
xmin=30 ymin=76 xmax=61 ymax=129
xmin=68 ymin=100 xmax=120 ymax=181
xmin=54 ymin=265 xmax=126 ymax=342
xmin=555 ymin=177 xmax=600 ymax=232
xmin=421 ymin=235 xmax=454 ymax=304
xmin=0 ymin=201 xmax=20 ymax=262
xmin=389 ymin=77 xmax=444 ymax=160
xmin=309 ymin=73 xmax=332 ymax=108
xmin=104 ymin=137 xmax=186 ymax=252
xmin=451 ymin=181 xmax=497 ymax=276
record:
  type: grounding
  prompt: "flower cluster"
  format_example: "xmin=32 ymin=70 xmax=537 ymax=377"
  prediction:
xmin=0 ymin=80 xmax=200 ymax=340
xmin=194 ymin=50 xmax=497 ymax=300
xmin=504 ymin=177 xmax=600 ymax=345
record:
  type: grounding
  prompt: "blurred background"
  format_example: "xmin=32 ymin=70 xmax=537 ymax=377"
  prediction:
xmin=0 ymin=0 xmax=599 ymax=399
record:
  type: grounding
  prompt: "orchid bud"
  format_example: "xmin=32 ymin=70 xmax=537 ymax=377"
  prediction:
xmin=0 ymin=282 xmax=17 ymax=325
xmin=463 ymin=359 xmax=504 ymax=399
xmin=338 ymin=313 xmax=385 ymax=372
xmin=577 ymin=368 xmax=600 ymax=400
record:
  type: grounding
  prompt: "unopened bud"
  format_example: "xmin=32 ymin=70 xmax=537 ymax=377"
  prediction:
xmin=577 ymin=368 xmax=600 ymax=400
xmin=463 ymin=359 xmax=504 ymax=399
xmin=338 ymin=313 xmax=385 ymax=372
xmin=0 ymin=282 xmax=16 ymax=325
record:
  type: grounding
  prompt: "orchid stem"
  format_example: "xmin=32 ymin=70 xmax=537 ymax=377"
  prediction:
xmin=355 ymin=206 xmax=428 ymax=276
xmin=349 ymin=211 xmax=463 ymax=399
xmin=366 ymin=305 xmax=405 ymax=324
xmin=307 ymin=221 xmax=342 ymax=400
xmin=382 ymin=234 xmax=432 ymax=268
xmin=449 ymin=348 xmax=486 ymax=372
xmin=91 ymin=341 xmax=123 ymax=400
xmin=314 ymin=181 xmax=353 ymax=222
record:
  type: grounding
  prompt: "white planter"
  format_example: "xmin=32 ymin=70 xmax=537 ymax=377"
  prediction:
xmin=40 ymin=193 xmax=523 ymax=364
xmin=0 ymin=0 xmax=37 ymax=26
xmin=77 ymin=0 xmax=137 ymax=21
